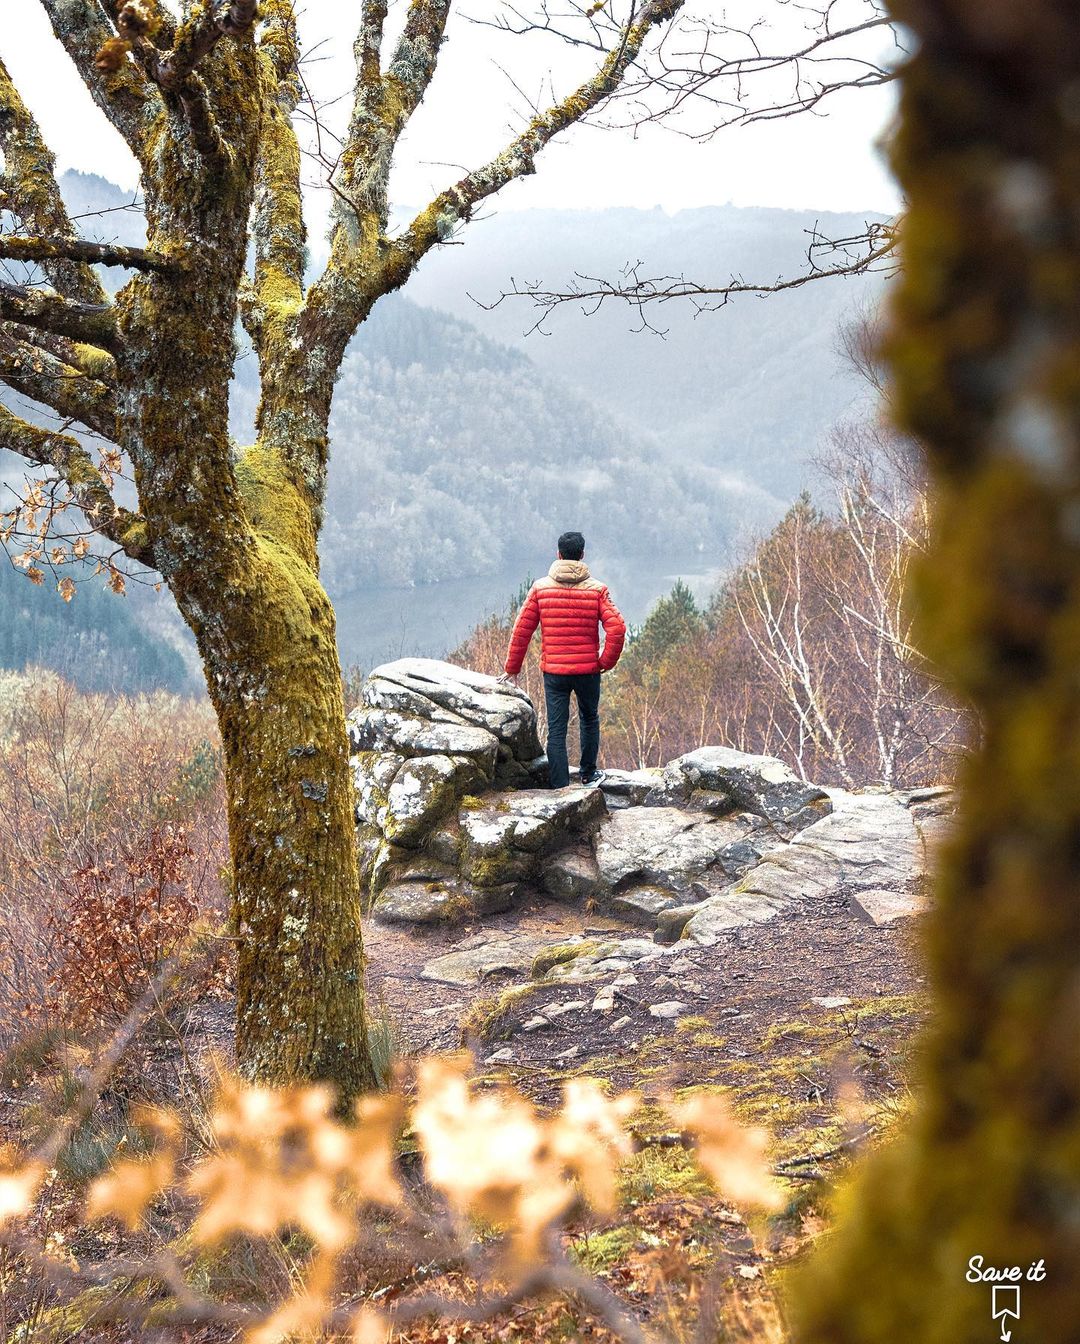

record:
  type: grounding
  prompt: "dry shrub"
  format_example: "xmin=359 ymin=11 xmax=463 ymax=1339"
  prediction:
xmin=0 ymin=671 xmax=228 ymax=1044
xmin=45 ymin=825 xmax=229 ymax=1028
xmin=0 ymin=1055 xmax=785 ymax=1343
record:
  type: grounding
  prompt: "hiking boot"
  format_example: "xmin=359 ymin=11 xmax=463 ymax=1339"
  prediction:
xmin=580 ymin=768 xmax=607 ymax=787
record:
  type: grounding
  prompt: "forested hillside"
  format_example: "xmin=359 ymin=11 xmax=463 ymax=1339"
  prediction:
xmin=402 ymin=204 xmax=887 ymax=497
xmin=2 ymin=174 xmax=878 ymax=685
xmin=0 ymin=560 xmax=188 ymax=692
xmin=228 ymin=292 xmax=772 ymax=593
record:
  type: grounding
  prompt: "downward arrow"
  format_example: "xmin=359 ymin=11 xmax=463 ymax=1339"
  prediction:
xmin=1000 ymin=1331 xmax=1011 ymax=1343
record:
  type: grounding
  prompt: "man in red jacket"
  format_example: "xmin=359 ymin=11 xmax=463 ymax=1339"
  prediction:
xmin=500 ymin=531 xmax=626 ymax=788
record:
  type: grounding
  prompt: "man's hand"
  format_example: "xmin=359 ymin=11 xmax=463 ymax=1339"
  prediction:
xmin=497 ymin=671 xmax=520 ymax=686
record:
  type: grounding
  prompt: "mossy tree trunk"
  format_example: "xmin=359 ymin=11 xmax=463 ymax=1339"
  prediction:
xmin=1 ymin=0 xmax=682 ymax=1099
xmin=795 ymin=2 xmax=1080 ymax=1337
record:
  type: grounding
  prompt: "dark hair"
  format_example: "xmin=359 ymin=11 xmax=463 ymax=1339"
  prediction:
xmin=558 ymin=531 xmax=585 ymax=561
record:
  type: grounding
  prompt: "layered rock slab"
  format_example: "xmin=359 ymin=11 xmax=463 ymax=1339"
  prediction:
xmin=371 ymin=787 xmax=606 ymax=924
xmin=666 ymin=790 xmax=941 ymax=945
xmin=349 ymin=657 xmax=945 ymax=936
xmin=360 ymin=658 xmax=542 ymax=767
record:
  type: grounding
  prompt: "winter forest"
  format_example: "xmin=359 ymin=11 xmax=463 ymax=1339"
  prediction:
xmin=1 ymin=1 xmax=1078 ymax=1342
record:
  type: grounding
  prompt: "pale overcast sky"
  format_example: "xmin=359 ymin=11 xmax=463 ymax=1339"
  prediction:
xmin=2 ymin=0 xmax=902 ymax=230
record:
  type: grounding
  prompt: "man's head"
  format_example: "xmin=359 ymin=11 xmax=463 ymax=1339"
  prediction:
xmin=558 ymin=530 xmax=585 ymax=561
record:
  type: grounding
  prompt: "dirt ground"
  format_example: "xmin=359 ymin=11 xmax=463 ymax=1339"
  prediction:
xmin=363 ymin=891 xmax=927 ymax=1096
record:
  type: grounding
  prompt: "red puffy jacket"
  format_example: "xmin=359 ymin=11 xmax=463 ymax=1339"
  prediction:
xmin=504 ymin=562 xmax=626 ymax=676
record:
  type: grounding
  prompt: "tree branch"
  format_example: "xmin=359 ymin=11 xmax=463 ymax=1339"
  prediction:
xmin=244 ymin=0 xmax=306 ymax=346
xmin=153 ymin=0 xmax=260 ymax=92
xmin=0 ymin=55 xmax=108 ymax=305
xmin=357 ymin=0 xmax=389 ymax=90
xmin=384 ymin=0 xmax=454 ymax=146
xmin=606 ymin=3 xmax=902 ymax=139
xmin=0 ymin=405 xmax=153 ymax=567
xmin=478 ymin=226 xmax=897 ymax=333
xmin=328 ymin=0 xmax=452 ymax=253
xmin=379 ymin=0 xmax=684 ymax=291
xmin=3 ymin=322 xmax=116 ymax=385
xmin=0 ymin=283 xmax=120 ymax=352
xmin=38 ymin=0 xmax=159 ymax=156
xmin=0 ymin=234 xmax=173 ymax=274
xmin=0 ymin=325 xmax=117 ymax=439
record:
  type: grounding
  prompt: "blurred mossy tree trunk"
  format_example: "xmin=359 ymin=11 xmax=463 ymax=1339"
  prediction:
xmin=795 ymin=0 xmax=1080 ymax=1336
xmin=0 ymin=0 xmax=681 ymax=1099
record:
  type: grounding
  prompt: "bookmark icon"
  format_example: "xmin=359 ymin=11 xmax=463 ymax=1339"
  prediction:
xmin=991 ymin=1285 xmax=1020 ymax=1342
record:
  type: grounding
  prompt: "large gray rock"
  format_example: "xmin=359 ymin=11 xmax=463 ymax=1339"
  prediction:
xmin=849 ymin=886 xmax=930 ymax=926
xmin=594 ymin=806 xmax=770 ymax=896
xmin=660 ymin=747 xmax=832 ymax=826
xmin=539 ymin=937 xmax=670 ymax=982
xmin=609 ymin=885 xmax=684 ymax=924
xmin=460 ymin=787 xmax=607 ymax=887
xmin=598 ymin=768 xmax=665 ymax=807
xmin=348 ymin=707 xmax=499 ymax=774
xmin=363 ymin=658 xmax=542 ymax=762
xmin=352 ymin=750 xmax=405 ymax=829
xmin=375 ymin=876 xmax=518 ymax=924
xmin=383 ymin=754 xmax=485 ymax=847
xmin=677 ymin=790 xmax=932 ymax=945
xmin=350 ymin=662 xmax=946 ymax=939
xmin=662 ymin=889 xmax=791 ymax=943
xmin=541 ymin=845 xmax=606 ymax=903
xmin=421 ymin=935 xmax=552 ymax=985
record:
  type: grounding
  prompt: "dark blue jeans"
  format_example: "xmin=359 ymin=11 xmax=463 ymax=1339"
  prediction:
xmin=543 ymin=672 xmax=601 ymax=788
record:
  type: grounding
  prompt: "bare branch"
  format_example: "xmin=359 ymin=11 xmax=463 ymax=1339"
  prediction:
xmin=0 ymin=234 xmax=173 ymax=274
xmin=0 ymin=405 xmax=152 ymax=566
xmin=609 ymin=3 xmax=903 ymax=139
xmin=0 ymin=283 xmax=119 ymax=351
xmin=479 ymin=224 xmax=897 ymax=332
xmin=0 ymin=56 xmax=108 ymax=305
xmin=0 ymin=325 xmax=116 ymax=438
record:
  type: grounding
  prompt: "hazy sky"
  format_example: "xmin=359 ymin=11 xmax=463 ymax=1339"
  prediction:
xmin=3 ymin=0 xmax=902 ymax=229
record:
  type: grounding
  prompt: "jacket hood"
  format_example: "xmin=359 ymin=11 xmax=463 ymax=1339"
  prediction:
xmin=549 ymin=559 xmax=590 ymax=585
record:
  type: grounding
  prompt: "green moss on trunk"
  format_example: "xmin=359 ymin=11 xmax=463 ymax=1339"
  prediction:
xmin=794 ymin=4 xmax=1080 ymax=1338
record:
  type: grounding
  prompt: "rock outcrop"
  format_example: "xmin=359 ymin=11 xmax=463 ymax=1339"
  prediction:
xmin=350 ymin=659 xmax=945 ymax=940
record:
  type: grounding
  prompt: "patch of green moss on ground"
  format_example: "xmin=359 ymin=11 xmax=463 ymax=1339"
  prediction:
xmin=674 ymin=1015 xmax=729 ymax=1049
xmin=758 ymin=1018 xmax=834 ymax=1051
xmin=620 ymin=1143 xmax=713 ymax=1206
xmin=568 ymin=1224 xmax=643 ymax=1273
xmin=530 ymin=940 xmax=600 ymax=979
xmin=459 ymin=984 xmax=543 ymax=1044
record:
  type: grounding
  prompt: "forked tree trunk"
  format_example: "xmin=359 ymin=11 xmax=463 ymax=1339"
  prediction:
xmin=6 ymin=0 xmax=681 ymax=1103
xmin=108 ymin=73 xmax=376 ymax=1098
